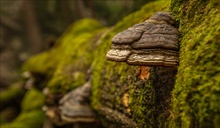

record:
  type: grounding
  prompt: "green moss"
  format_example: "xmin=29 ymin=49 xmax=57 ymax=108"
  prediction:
xmin=22 ymin=51 xmax=57 ymax=76
xmin=0 ymin=89 xmax=45 ymax=128
xmin=47 ymin=19 xmax=106 ymax=93
xmin=129 ymin=79 xmax=155 ymax=127
xmin=21 ymin=89 xmax=45 ymax=112
xmin=0 ymin=82 xmax=24 ymax=103
xmin=170 ymin=0 xmax=220 ymax=127
xmin=1 ymin=110 xmax=44 ymax=128
xmin=22 ymin=19 xmax=106 ymax=93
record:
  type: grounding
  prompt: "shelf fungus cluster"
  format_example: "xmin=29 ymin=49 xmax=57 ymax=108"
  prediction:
xmin=59 ymin=81 xmax=95 ymax=123
xmin=106 ymin=12 xmax=180 ymax=66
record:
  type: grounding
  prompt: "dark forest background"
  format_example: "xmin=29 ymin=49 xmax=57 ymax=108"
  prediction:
xmin=0 ymin=0 xmax=152 ymax=89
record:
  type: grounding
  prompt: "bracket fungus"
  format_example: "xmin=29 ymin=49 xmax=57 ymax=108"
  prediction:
xmin=106 ymin=12 xmax=180 ymax=67
xmin=59 ymin=81 xmax=95 ymax=123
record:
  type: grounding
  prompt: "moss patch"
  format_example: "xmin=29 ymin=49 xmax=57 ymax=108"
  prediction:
xmin=170 ymin=0 xmax=220 ymax=127
xmin=0 ymin=110 xmax=44 ymax=128
xmin=22 ymin=19 xmax=106 ymax=94
xmin=0 ymin=82 xmax=24 ymax=104
xmin=0 ymin=89 xmax=45 ymax=128
xmin=21 ymin=89 xmax=45 ymax=112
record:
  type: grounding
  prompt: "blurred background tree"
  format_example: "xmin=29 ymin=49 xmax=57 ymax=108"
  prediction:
xmin=0 ymin=0 xmax=153 ymax=89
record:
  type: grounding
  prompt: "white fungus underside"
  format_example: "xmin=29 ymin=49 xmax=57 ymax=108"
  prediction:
xmin=106 ymin=49 xmax=131 ymax=62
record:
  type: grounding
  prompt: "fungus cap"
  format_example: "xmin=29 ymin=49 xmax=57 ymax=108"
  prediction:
xmin=106 ymin=11 xmax=180 ymax=67
xmin=149 ymin=12 xmax=175 ymax=25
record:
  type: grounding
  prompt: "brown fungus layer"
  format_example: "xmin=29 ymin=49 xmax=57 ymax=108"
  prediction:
xmin=131 ymin=33 xmax=179 ymax=50
xmin=127 ymin=49 xmax=179 ymax=66
xmin=112 ymin=29 xmax=143 ymax=44
xmin=106 ymin=11 xmax=180 ymax=66
xmin=149 ymin=11 xmax=175 ymax=25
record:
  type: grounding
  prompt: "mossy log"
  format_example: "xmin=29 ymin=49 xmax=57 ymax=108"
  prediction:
xmin=92 ymin=0 xmax=220 ymax=127
xmin=1 ymin=0 xmax=219 ymax=128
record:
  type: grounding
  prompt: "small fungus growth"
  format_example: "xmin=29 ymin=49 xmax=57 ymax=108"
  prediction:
xmin=59 ymin=81 xmax=95 ymax=123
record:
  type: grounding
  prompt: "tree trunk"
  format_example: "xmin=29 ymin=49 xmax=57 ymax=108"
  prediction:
xmin=22 ymin=0 xmax=42 ymax=54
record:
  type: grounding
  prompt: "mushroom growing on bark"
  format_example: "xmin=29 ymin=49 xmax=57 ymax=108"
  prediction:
xmin=106 ymin=12 xmax=180 ymax=79
xmin=106 ymin=11 xmax=180 ymax=67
